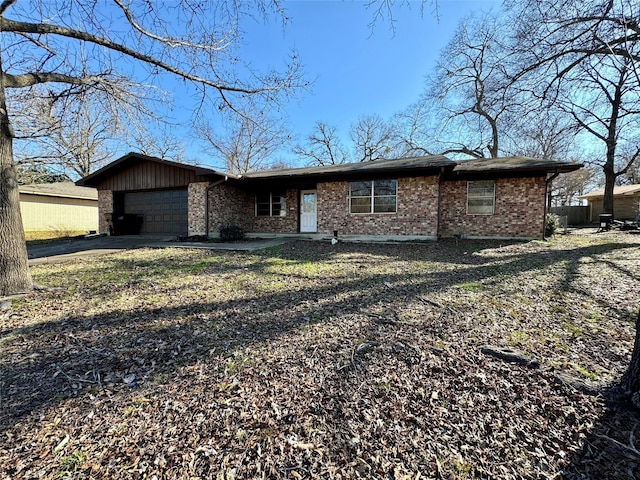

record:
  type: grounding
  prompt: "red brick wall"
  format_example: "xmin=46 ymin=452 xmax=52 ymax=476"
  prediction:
xmin=316 ymin=176 xmax=440 ymax=237
xmin=198 ymin=175 xmax=547 ymax=239
xmin=207 ymin=184 xmax=253 ymax=234
xmin=188 ymin=182 xmax=208 ymax=235
xmin=97 ymin=190 xmax=113 ymax=234
xmin=206 ymin=186 xmax=298 ymax=235
xmin=440 ymin=177 xmax=546 ymax=238
xmin=248 ymin=189 xmax=299 ymax=233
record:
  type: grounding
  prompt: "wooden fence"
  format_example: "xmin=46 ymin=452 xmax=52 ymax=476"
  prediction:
xmin=550 ymin=206 xmax=590 ymax=225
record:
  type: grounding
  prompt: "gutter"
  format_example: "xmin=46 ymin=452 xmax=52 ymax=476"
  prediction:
xmin=205 ymin=176 xmax=229 ymax=237
xmin=19 ymin=190 xmax=98 ymax=201
xmin=543 ymin=171 xmax=560 ymax=240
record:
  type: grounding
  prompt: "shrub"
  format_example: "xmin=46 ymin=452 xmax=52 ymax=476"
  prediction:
xmin=219 ymin=225 xmax=245 ymax=242
xmin=545 ymin=213 xmax=560 ymax=238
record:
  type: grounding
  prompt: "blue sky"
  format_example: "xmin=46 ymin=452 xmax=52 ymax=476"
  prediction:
xmin=180 ymin=0 xmax=501 ymax=166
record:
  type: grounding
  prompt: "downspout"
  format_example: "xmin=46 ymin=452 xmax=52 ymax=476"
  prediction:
xmin=436 ymin=166 xmax=445 ymax=239
xmin=205 ymin=176 xmax=229 ymax=237
xmin=543 ymin=171 xmax=560 ymax=240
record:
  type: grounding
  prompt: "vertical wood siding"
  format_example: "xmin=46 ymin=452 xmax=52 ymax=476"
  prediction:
xmin=588 ymin=196 xmax=640 ymax=221
xmin=95 ymin=160 xmax=208 ymax=191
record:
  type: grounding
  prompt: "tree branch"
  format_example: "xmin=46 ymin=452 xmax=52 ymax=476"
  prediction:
xmin=617 ymin=147 xmax=640 ymax=176
xmin=0 ymin=17 xmax=287 ymax=95
xmin=0 ymin=0 xmax=15 ymax=16
xmin=1 ymin=72 xmax=104 ymax=88
xmin=111 ymin=0 xmax=232 ymax=51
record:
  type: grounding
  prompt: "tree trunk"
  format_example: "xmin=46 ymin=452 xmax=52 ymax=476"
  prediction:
xmin=0 ymin=80 xmax=33 ymax=296
xmin=601 ymin=66 xmax=624 ymax=217
xmin=622 ymin=310 xmax=640 ymax=397
xmin=602 ymin=160 xmax=616 ymax=216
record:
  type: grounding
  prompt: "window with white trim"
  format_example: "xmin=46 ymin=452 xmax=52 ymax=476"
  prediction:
xmin=467 ymin=180 xmax=495 ymax=215
xmin=349 ymin=179 xmax=397 ymax=214
xmin=256 ymin=191 xmax=286 ymax=217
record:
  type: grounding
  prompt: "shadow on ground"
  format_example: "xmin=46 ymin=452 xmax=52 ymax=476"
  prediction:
xmin=2 ymin=236 xmax=639 ymax=478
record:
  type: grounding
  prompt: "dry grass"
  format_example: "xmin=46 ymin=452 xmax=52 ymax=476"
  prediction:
xmin=1 ymin=231 xmax=639 ymax=479
xmin=24 ymin=230 xmax=90 ymax=242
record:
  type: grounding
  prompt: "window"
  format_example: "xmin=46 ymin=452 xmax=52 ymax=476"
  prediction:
xmin=256 ymin=191 xmax=286 ymax=216
xmin=349 ymin=179 xmax=397 ymax=214
xmin=467 ymin=180 xmax=495 ymax=215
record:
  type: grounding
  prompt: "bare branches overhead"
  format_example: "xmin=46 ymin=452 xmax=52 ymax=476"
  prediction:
xmin=507 ymin=0 xmax=640 ymax=89
xmin=421 ymin=13 xmax=524 ymax=159
xmin=0 ymin=4 xmax=306 ymax=104
xmin=0 ymin=0 xmax=307 ymax=296
xmin=504 ymin=0 xmax=640 ymax=214
xmin=197 ymin=102 xmax=291 ymax=174
xmin=293 ymin=121 xmax=350 ymax=166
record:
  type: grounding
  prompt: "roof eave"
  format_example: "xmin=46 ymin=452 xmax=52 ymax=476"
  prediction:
xmin=76 ymin=152 xmax=231 ymax=187
xmin=450 ymin=163 xmax=583 ymax=177
xmin=19 ymin=190 xmax=98 ymax=201
xmin=240 ymin=166 xmax=453 ymax=185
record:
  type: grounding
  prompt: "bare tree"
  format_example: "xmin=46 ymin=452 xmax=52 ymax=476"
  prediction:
xmin=129 ymin=123 xmax=190 ymax=163
xmin=506 ymin=0 xmax=640 ymax=215
xmin=264 ymin=158 xmax=296 ymax=171
xmin=9 ymin=62 xmax=168 ymax=177
xmin=350 ymin=114 xmax=394 ymax=162
xmin=12 ymin=91 xmax=121 ymax=179
xmin=390 ymin=99 xmax=437 ymax=157
xmin=293 ymin=121 xmax=350 ymax=166
xmin=198 ymin=105 xmax=290 ymax=174
xmin=0 ymin=0 xmax=305 ymax=296
xmin=504 ymin=0 xmax=640 ymax=402
xmin=555 ymin=56 xmax=640 ymax=214
xmin=507 ymin=112 xmax=577 ymax=161
xmin=365 ymin=0 xmax=438 ymax=34
xmin=427 ymin=14 xmax=522 ymax=159
xmin=617 ymin=149 xmax=640 ymax=185
xmin=550 ymin=168 xmax=595 ymax=206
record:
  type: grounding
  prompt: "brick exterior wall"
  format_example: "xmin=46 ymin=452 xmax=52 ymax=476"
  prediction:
xmin=97 ymin=190 xmax=113 ymax=235
xmin=188 ymin=182 xmax=208 ymax=235
xmin=188 ymin=175 xmax=547 ymax=239
xmin=207 ymin=184 xmax=253 ymax=234
xmin=440 ymin=176 xmax=546 ymax=238
xmin=249 ymin=189 xmax=299 ymax=233
xmin=316 ymin=176 xmax=440 ymax=237
xmin=208 ymin=188 xmax=298 ymax=234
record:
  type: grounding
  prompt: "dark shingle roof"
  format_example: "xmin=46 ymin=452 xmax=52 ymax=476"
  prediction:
xmin=19 ymin=182 xmax=98 ymax=200
xmin=452 ymin=156 xmax=582 ymax=174
xmin=580 ymin=184 xmax=640 ymax=199
xmin=76 ymin=153 xmax=584 ymax=188
xmin=241 ymin=155 xmax=455 ymax=179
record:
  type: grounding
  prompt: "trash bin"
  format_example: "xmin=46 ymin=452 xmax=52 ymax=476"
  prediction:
xmin=114 ymin=214 xmax=143 ymax=235
xmin=599 ymin=213 xmax=613 ymax=231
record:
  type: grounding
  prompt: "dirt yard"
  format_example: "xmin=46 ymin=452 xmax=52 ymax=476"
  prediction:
xmin=2 ymin=231 xmax=639 ymax=479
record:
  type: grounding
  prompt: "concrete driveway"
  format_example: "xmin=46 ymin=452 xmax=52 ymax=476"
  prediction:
xmin=27 ymin=235 xmax=291 ymax=265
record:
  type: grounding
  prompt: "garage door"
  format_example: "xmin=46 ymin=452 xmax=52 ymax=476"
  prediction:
xmin=124 ymin=189 xmax=188 ymax=235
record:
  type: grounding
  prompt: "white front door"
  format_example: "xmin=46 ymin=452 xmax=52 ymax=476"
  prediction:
xmin=300 ymin=190 xmax=317 ymax=233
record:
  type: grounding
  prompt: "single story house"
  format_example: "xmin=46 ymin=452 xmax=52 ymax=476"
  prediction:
xmin=76 ymin=153 xmax=582 ymax=240
xmin=19 ymin=182 xmax=98 ymax=236
xmin=579 ymin=184 xmax=640 ymax=223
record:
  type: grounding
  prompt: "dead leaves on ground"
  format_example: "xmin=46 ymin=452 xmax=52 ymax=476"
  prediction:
xmin=1 ymin=233 xmax=640 ymax=479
